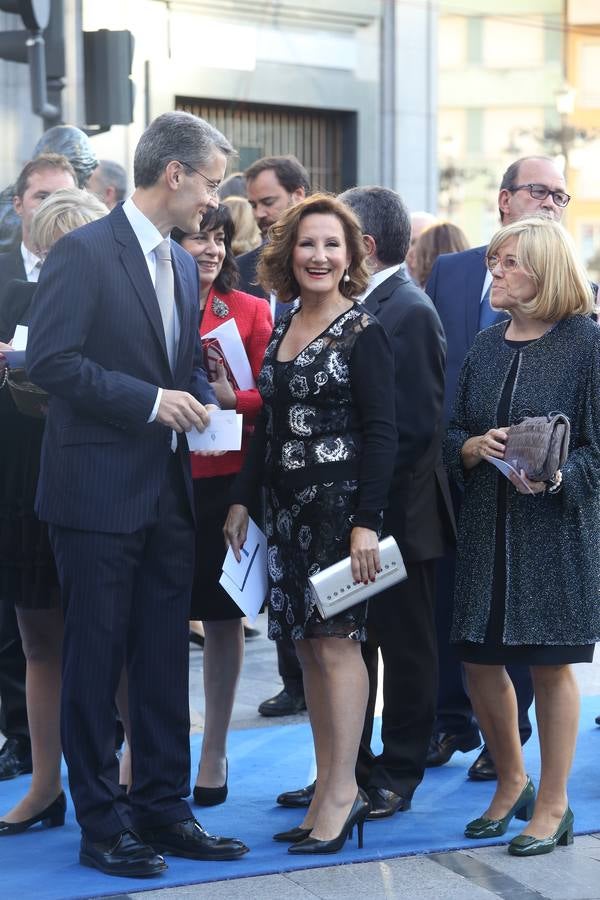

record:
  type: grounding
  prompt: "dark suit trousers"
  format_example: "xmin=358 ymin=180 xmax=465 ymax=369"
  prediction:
xmin=357 ymin=560 xmax=437 ymax=800
xmin=435 ymin=547 xmax=533 ymax=743
xmin=0 ymin=600 xmax=29 ymax=741
xmin=49 ymin=456 xmax=194 ymax=841
xmin=276 ymin=637 xmax=304 ymax=695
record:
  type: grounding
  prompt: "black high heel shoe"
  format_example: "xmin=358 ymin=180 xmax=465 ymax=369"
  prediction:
xmin=0 ymin=791 xmax=66 ymax=836
xmin=288 ymin=789 xmax=369 ymax=855
xmin=193 ymin=760 xmax=228 ymax=806
xmin=273 ymin=825 xmax=311 ymax=843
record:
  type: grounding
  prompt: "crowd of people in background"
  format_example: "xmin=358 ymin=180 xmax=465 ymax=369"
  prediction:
xmin=0 ymin=111 xmax=598 ymax=880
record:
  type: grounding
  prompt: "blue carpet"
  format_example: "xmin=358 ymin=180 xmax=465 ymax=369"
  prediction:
xmin=1 ymin=695 xmax=599 ymax=900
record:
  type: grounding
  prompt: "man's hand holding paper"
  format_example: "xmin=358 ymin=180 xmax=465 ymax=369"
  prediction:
xmin=186 ymin=409 xmax=243 ymax=452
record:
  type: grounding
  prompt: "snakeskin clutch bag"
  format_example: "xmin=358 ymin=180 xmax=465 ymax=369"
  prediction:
xmin=504 ymin=414 xmax=570 ymax=482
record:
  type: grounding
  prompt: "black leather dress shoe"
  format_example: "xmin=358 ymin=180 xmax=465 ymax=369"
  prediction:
xmin=366 ymin=787 xmax=411 ymax=820
xmin=425 ymin=730 xmax=481 ymax=767
xmin=80 ymin=829 xmax=167 ymax=878
xmin=467 ymin=747 xmax=497 ymax=781
xmin=0 ymin=737 xmax=33 ymax=781
xmin=140 ymin=817 xmax=249 ymax=860
xmin=258 ymin=689 xmax=306 ymax=717
xmin=276 ymin=780 xmax=316 ymax=808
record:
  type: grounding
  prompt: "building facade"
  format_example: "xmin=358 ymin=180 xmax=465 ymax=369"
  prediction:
xmin=0 ymin=0 xmax=437 ymax=211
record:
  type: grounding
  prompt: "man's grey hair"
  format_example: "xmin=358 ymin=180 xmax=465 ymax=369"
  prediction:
xmin=94 ymin=160 xmax=128 ymax=203
xmin=339 ymin=186 xmax=411 ymax=266
xmin=134 ymin=111 xmax=234 ymax=188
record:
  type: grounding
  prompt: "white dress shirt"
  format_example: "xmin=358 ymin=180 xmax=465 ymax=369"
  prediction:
xmin=20 ymin=243 xmax=42 ymax=283
xmin=358 ymin=264 xmax=401 ymax=303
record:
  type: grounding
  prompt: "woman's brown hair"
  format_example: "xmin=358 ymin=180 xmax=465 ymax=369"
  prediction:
xmin=413 ymin=222 xmax=470 ymax=288
xmin=256 ymin=193 xmax=370 ymax=302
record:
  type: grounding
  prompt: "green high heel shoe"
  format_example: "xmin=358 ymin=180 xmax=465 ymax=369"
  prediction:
xmin=465 ymin=776 xmax=536 ymax=839
xmin=508 ymin=807 xmax=574 ymax=856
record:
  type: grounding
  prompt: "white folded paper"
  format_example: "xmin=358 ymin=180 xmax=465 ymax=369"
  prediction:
xmin=11 ymin=324 xmax=28 ymax=351
xmin=202 ymin=318 xmax=255 ymax=390
xmin=186 ymin=410 xmax=243 ymax=452
xmin=484 ymin=456 xmax=534 ymax=495
xmin=219 ymin=517 xmax=268 ymax=623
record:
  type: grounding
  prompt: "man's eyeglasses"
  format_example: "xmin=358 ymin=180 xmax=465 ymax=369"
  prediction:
xmin=508 ymin=183 xmax=571 ymax=208
xmin=486 ymin=254 xmax=520 ymax=273
xmin=177 ymin=161 xmax=221 ymax=197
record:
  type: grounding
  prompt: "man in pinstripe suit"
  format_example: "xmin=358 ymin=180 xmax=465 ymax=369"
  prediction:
xmin=27 ymin=113 xmax=248 ymax=877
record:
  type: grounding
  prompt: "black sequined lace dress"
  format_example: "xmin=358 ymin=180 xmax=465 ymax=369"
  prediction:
xmin=233 ymin=303 xmax=397 ymax=642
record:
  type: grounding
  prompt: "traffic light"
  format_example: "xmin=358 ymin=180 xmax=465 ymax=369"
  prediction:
xmin=84 ymin=29 xmax=134 ymax=129
xmin=0 ymin=1 xmax=50 ymax=61
xmin=0 ymin=0 xmax=59 ymax=122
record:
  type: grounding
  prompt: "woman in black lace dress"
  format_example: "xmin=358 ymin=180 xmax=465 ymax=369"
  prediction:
xmin=225 ymin=194 xmax=396 ymax=854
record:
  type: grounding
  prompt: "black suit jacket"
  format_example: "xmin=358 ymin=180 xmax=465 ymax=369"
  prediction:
xmin=364 ymin=271 xmax=455 ymax=561
xmin=236 ymin=244 xmax=266 ymax=299
xmin=237 ymin=242 xmax=291 ymax=321
xmin=0 ymin=245 xmax=27 ymax=339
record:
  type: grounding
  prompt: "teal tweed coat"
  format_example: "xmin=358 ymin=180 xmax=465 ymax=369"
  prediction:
xmin=445 ymin=315 xmax=600 ymax=646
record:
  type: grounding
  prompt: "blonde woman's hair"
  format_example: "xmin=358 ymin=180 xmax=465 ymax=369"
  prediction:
xmin=223 ymin=196 xmax=262 ymax=255
xmin=30 ymin=187 xmax=109 ymax=255
xmin=487 ymin=216 xmax=594 ymax=321
xmin=257 ymin=192 xmax=370 ymax=302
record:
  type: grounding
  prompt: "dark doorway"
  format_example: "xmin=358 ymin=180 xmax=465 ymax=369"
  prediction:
xmin=176 ymin=97 xmax=357 ymax=192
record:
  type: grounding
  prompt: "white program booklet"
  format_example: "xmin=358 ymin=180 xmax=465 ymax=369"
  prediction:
xmin=186 ymin=410 xmax=243 ymax=452
xmin=11 ymin=324 xmax=28 ymax=350
xmin=202 ymin=318 xmax=255 ymax=390
xmin=219 ymin=516 xmax=268 ymax=624
xmin=484 ymin=456 xmax=535 ymax=495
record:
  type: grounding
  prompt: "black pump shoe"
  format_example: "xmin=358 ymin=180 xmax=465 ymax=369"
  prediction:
xmin=288 ymin=790 xmax=369 ymax=855
xmin=193 ymin=760 xmax=228 ymax=806
xmin=273 ymin=825 xmax=311 ymax=843
xmin=0 ymin=791 xmax=66 ymax=835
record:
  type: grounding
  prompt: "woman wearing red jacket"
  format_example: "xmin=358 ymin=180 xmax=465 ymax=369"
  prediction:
xmin=172 ymin=204 xmax=272 ymax=806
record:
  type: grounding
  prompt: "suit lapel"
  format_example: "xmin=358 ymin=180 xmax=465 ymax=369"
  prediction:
xmin=363 ymin=272 xmax=401 ymax=316
xmin=110 ymin=205 xmax=171 ymax=372
xmin=10 ymin=245 xmax=27 ymax=281
xmin=171 ymin=248 xmax=194 ymax=379
xmin=465 ymin=247 xmax=487 ymax=347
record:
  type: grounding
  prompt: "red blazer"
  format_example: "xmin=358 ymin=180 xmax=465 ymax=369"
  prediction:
xmin=192 ymin=286 xmax=273 ymax=479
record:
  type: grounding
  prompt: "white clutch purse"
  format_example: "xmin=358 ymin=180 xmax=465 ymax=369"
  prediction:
xmin=308 ymin=536 xmax=407 ymax=620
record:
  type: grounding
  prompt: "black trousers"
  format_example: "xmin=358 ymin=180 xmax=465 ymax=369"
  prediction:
xmin=357 ymin=559 xmax=437 ymax=800
xmin=276 ymin=636 xmax=304 ymax=696
xmin=434 ymin=548 xmax=533 ymax=743
xmin=49 ymin=457 xmax=194 ymax=841
xmin=0 ymin=600 xmax=29 ymax=741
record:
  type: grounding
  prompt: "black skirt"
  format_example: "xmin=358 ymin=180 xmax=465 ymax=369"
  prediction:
xmin=0 ymin=393 xmax=60 ymax=610
xmin=190 ymin=474 xmax=244 ymax=621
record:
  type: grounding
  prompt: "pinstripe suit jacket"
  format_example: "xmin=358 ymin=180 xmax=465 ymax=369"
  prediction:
xmin=26 ymin=203 xmax=216 ymax=534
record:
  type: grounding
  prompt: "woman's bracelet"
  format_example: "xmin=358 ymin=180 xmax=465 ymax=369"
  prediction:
xmin=547 ymin=469 xmax=563 ymax=494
